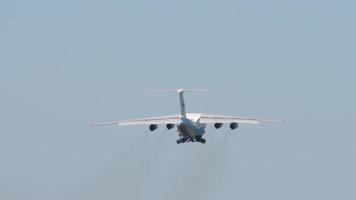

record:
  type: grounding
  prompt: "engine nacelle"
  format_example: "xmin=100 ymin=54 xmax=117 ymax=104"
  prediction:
xmin=166 ymin=124 xmax=175 ymax=130
xmin=214 ymin=123 xmax=223 ymax=129
xmin=149 ymin=124 xmax=158 ymax=131
xmin=230 ymin=122 xmax=238 ymax=130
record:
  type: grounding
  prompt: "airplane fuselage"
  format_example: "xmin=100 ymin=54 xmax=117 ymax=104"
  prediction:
xmin=176 ymin=116 xmax=206 ymax=143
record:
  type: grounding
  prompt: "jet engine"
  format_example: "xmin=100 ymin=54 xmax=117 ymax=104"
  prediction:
xmin=214 ymin=123 xmax=223 ymax=129
xmin=230 ymin=122 xmax=238 ymax=130
xmin=166 ymin=124 xmax=175 ymax=130
xmin=149 ymin=124 xmax=158 ymax=131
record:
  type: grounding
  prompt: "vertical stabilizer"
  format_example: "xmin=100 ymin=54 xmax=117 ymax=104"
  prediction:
xmin=177 ymin=89 xmax=186 ymax=117
xmin=149 ymin=88 xmax=209 ymax=118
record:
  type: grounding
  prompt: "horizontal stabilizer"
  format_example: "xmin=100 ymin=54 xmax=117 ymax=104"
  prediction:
xmin=149 ymin=88 xmax=210 ymax=93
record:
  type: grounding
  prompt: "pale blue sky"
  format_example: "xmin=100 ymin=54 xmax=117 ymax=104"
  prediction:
xmin=1 ymin=1 xmax=355 ymax=200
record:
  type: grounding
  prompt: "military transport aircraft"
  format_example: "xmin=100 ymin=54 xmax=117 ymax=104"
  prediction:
xmin=92 ymin=89 xmax=285 ymax=144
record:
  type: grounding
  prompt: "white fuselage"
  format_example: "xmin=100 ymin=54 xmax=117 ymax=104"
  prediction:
xmin=177 ymin=116 xmax=206 ymax=139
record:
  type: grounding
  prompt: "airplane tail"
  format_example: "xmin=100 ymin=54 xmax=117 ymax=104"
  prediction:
xmin=149 ymin=89 xmax=210 ymax=117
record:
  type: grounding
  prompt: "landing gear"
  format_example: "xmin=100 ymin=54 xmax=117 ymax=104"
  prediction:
xmin=195 ymin=136 xmax=206 ymax=144
xmin=176 ymin=136 xmax=206 ymax=144
xmin=199 ymin=138 xmax=206 ymax=144
xmin=176 ymin=138 xmax=188 ymax=144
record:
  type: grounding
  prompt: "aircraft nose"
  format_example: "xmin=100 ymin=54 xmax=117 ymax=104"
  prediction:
xmin=178 ymin=120 xmax=184 ymax=126
xmin=178 ymin=117 xmax=187 ymax=125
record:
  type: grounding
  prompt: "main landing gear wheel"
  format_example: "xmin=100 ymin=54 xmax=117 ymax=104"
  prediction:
xmin=195 ymin=136 xmax=206 ymax=144
xmin=176 ymin=138 xmax=188 ymax=144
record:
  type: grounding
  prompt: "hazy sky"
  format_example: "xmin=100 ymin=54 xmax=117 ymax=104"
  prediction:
xmin=1 ymin=1 xmax=355 ymax=200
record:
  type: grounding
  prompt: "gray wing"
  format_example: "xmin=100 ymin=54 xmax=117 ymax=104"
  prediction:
xmin=92 ymin=115 xmax=180 ymax=126
xmin=199 ymin=113 xmax=285 ymax=124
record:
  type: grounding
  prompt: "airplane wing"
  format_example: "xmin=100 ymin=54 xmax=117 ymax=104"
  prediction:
xmin=199 ymin=113 xmax=285 ymax=124
xmin=92 ymin=115 xmax=181 ymax=127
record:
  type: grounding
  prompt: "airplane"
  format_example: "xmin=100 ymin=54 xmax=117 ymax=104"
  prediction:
xmin=92 ymin=89 xmax=285 ymax=144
